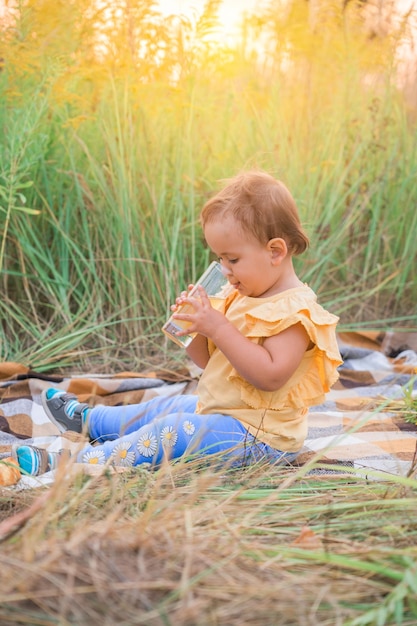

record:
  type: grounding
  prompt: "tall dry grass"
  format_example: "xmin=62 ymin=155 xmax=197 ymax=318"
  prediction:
xmin=1 ymin=458 xmax=417 ymax=625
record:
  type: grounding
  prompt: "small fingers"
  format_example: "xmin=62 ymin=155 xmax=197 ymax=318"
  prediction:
xmin=195 ymin=285 xmax=211 ymax=305
xmin=171 ymin=288 xmax=192 ymax=311
xmin=170 ymin=284 xmax=209 ymax=312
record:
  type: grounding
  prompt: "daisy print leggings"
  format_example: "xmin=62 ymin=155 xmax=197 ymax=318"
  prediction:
xmin=77 ymin=395 xmax=297 ymax=468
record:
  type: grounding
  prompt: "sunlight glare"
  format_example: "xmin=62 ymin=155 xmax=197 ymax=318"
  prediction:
xmin=157 ymin=0 xmax=264 ymax=45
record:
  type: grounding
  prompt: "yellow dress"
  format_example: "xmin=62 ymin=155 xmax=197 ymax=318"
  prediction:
xmin=196 ymin=286 xmax=343 ymax=452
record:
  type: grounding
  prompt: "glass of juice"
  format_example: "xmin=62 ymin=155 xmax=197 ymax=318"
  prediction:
xmin=162 ymin=261 xmax=233 ymax=348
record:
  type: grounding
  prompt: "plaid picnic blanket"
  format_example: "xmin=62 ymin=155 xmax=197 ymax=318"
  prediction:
xmin=1 ymin=331 xmax=416 ymax=485
xmin=298 ymin=331 xmax=417 ymax=478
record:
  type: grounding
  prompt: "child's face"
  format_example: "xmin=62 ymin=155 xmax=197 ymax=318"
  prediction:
xmin=204 ymin=214 xmax=282 ymax=298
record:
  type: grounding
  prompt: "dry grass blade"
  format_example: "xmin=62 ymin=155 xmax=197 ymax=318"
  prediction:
xmin=0 ymin=460 xmax=417 ymax=625
xmin=0 ymin=490 xmax=53 ymax=543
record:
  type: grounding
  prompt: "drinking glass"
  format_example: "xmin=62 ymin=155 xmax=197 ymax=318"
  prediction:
xmin=162 ymin=261 xmax=232 ymax=347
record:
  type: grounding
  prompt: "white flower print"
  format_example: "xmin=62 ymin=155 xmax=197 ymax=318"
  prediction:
xmin=111 ymin=442 xmax=135 ymax=467
xmin=82 ymin=450 xmax=106 ymax=465
xmin=183 ymin=420 xmax=195 ymax=436
xmin=160 ymin=425 xmax=178 ymax=448
xmin=137 ymin=431 xmax=158 ymax=458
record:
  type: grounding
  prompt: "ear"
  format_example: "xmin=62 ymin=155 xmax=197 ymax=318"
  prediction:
xmin=267 ymin=238 xmax=288 ymax=264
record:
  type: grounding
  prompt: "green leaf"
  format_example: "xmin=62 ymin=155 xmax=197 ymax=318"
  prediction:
xmin=11 ymin=206 xmax=41 ymax=215
xmin=17 ymin=180 xmax=34 ymax=189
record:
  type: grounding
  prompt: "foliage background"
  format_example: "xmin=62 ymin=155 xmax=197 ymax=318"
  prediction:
xmin=0 ymin=0 xmax=416 ymax=372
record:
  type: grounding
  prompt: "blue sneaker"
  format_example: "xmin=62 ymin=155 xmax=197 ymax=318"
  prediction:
xmin=11 ymin=444 xmax=69 ymax=476
xmin=41 ymin=388 xmax=90 ymax=433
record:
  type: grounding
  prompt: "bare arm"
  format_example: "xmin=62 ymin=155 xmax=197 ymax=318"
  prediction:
xmin=185 ymin=333 xmax=210 ymax=369
xmin=173 ymin=287 xmax=311 ymax=391
xmin=209 ymin=320 xmax=310 ymax=390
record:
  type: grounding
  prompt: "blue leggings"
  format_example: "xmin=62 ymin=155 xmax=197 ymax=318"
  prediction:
xmin=76 ymin=395 xmax=297 ymax=468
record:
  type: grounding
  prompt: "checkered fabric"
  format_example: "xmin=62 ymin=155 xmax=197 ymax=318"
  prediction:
xmin=1 ymin=331 xmax=416 ymax=481
xmin=297 ymin=332 xmax=417 ymax=478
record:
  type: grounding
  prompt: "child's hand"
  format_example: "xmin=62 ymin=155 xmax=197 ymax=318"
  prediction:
xmin=172 ymin=285 xmax=229 ymax=339
xmin=170 ymin=285 xmax=195 ymax=312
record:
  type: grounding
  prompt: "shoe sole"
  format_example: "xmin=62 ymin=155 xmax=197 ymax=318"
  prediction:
xmin=12 ymin=444 xmax=49 ymax=476
xmin=41 ymin=389 xmax=68 ymax=433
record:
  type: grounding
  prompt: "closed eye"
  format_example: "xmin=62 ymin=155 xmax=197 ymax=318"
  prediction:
xmin=217 ymin=256 xmax=238 ymax=265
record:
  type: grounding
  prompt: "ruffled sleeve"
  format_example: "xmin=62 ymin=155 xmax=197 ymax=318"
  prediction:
xmin=245 ymin=290 xmax=341 ymax=359
xmin=227 ymin=288 xmax=343 ymax=410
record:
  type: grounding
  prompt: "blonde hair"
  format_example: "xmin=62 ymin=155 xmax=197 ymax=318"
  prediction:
xmin=200 ymin=170 xmax=309 ymax=255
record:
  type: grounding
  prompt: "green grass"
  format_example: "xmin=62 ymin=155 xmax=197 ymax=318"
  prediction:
xmin=0 ymin=76 xmax=415 ymax=372
xmin=1 ymin=1 xmax=416 ymax=371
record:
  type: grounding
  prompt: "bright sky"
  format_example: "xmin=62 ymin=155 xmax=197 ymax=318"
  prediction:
xmin=157 ymin=0 xmax=265 ymax=44
xmin=157 ymin=0 xmax=417 ymax=71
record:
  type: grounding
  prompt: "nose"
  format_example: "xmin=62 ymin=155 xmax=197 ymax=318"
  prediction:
xmin=220 ymin=263 xmax=233 ymax=277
